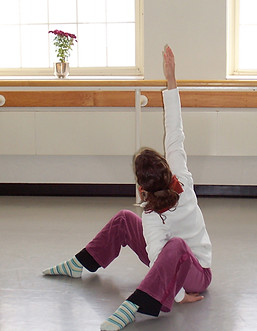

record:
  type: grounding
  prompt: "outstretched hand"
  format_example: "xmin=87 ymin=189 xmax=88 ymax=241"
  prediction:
xmin=163 ymin=45 xmax=177 ymax=90
xmin=180 ymin=293 xmax=204 ymax=304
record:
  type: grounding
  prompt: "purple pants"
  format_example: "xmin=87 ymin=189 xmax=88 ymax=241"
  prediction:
xmin=85 ymin=209 xmax=212 ymax=313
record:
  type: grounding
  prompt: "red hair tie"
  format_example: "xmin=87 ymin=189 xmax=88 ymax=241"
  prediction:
xmin=170 ymin=175 xmax=183 ymax=194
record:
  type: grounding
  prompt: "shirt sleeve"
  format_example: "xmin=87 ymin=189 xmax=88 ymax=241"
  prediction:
xmin=174 ymin=287 xmax=186 ymax=302
xmin=142 ymin=214 xmax=171 ymax=268
xmin=163 ymin=88 xmax=192 ymax=182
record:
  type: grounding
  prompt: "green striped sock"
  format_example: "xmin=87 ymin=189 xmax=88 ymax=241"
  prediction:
xmin=42 ymin=256 xmax=83 ymax=278
xmin=100 ymin=300 xmax=139 ymax=330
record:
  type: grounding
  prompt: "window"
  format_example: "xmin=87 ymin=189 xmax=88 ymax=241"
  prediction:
xmin=227 ymin=0 xmax=257 ymax=77
xmin=0 ymin=0 xmax=143 ymax=77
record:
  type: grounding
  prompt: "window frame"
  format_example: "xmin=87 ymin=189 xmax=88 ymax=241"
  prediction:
xmin=227 ymin=0 xmax=257 ymax=78
xmin=0 ymin=0 xmax=144 ymax=78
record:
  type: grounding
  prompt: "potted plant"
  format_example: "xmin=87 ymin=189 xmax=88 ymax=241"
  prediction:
xmin=49 ymin=29 xmax=77 ymax=78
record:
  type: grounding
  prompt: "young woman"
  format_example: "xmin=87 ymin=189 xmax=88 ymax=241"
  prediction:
xmin=43 ymin=46 xmax=212 ymax=330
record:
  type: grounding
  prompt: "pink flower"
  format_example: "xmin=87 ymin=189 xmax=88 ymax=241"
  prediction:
xmin=69 ymin=33 xmax=77 ymax=40
xmin=49 ymin=29 xmax=77 ymax=62
xmin=49 ymin=30 xmax=77 ymax=41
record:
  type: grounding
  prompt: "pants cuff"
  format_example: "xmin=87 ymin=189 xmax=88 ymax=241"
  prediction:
xmin=127 ymin=289 xmax=162 ymax=316
xmin=75 ymin=248 xmax=101 ymax=272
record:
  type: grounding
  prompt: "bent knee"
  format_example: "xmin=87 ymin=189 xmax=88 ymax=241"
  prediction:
xmin=115 ymin=209 xmax=135 ymax=219
xmin=168 ymin=237 xmax=186 ymax=245
xmin=114 ymin=209 xmax=141 ymax=224
xmin=165 ymin=237 xmax=189 ymax=255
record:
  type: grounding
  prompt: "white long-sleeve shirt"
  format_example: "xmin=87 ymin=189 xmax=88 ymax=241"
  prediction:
xmin=142 ymin=88 xmax=212 ymax=302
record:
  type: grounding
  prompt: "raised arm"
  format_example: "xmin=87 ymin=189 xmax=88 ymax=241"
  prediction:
xmin=162 ymin=46 xmax=192 ymax=182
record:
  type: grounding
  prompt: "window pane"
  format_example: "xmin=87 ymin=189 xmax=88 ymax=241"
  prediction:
xmin=21 ymin=25 xmax=49 ymax=67
xmin=0 ymin=25 xmax=20 ymax=67
xmin=107 ymin=0 xmax=135 ymax=22
xmin=49 ymin=24 xmax=78 ymax=66
xmin=239 ymin=26 xmax=257 ymax=69
xmin=20 ymin=0 xmax=48 ymax=24
xmin=0 ymin=0 xmax=19 ymax=24
xmin=107 ymin=23 xmax=135 ymax=66
xmin=239 ymin=0 xmax=257 ymax=25
xmin=238 ymin=0 xmax=257 ymax=70
xmin=78 ymin=24 xmax=106 ymax=67
xmin=78 ymin=0 xmax=106 ymax=23
xmin=49 ymin=0 xmax=77 ymax=23
xmin=0 ymin=0 xmax=141 ymax=75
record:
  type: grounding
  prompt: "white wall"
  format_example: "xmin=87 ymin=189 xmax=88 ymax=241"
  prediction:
xmin=144 ymin=0 xmax=226 ymax=80
xmin=0 ymin=0 xmax=256 ymax=187
xmin=0 ymin=154 xmax=256 ymax=186
xmin=0 ymin=106 xmax=256 ymax=185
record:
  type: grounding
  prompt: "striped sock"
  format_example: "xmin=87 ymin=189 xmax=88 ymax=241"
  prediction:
xmin=100 ymin=300 xmax=139 ymax=330
xmin=42 ymin=256 xmax=83 ymax=278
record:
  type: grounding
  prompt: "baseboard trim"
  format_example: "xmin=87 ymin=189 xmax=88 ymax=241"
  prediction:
xmin=194 ymin=185 xmax=257 ymax=197
xmin=0 ymin=183 xmax=135 ymax=197
xmin=0 ymin=183 xmax=256 ymax=198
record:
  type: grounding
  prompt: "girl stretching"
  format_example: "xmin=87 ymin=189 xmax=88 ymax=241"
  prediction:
xmin=43 ymin=46 xmax=212 ymax=330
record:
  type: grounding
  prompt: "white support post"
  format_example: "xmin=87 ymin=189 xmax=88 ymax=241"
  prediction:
xmin=135 ymin=88 xmax=142 ymax=152
xmin=134 ymin=89 xmax=149 ymax=204
xmin=135 ymin=88 xmax=142 ymax=204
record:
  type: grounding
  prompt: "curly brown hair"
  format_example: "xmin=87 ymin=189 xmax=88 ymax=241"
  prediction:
xmin=133 ymin=148 xmax=179 ymax=214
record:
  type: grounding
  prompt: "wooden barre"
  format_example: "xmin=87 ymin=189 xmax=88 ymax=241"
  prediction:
xmin=1 ymin=79 xmax=257 ymax=87
xmin=1 ymin=90 xmax=257 ymax=108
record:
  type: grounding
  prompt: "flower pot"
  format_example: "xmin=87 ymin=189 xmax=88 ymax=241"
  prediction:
xmin=54 ymin=62 xmax=70 ymax=79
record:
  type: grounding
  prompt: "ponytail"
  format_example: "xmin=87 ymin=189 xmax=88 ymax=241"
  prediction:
xmin=134 ymin=148 xmax=181 ymax=216
xmin=144 ymin=188 xmax=179 ymax=214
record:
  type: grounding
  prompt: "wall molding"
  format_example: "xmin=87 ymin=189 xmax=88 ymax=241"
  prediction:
xmin=0 ymin=183 xmax=256 ymax=198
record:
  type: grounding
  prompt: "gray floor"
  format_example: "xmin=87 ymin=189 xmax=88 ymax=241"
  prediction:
xmin=0 ymin=196 xmax=256 ymax=331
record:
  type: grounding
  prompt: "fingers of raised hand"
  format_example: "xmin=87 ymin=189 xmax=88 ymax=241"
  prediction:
xmin=164 ymin=45 xmax=174 ymax=59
